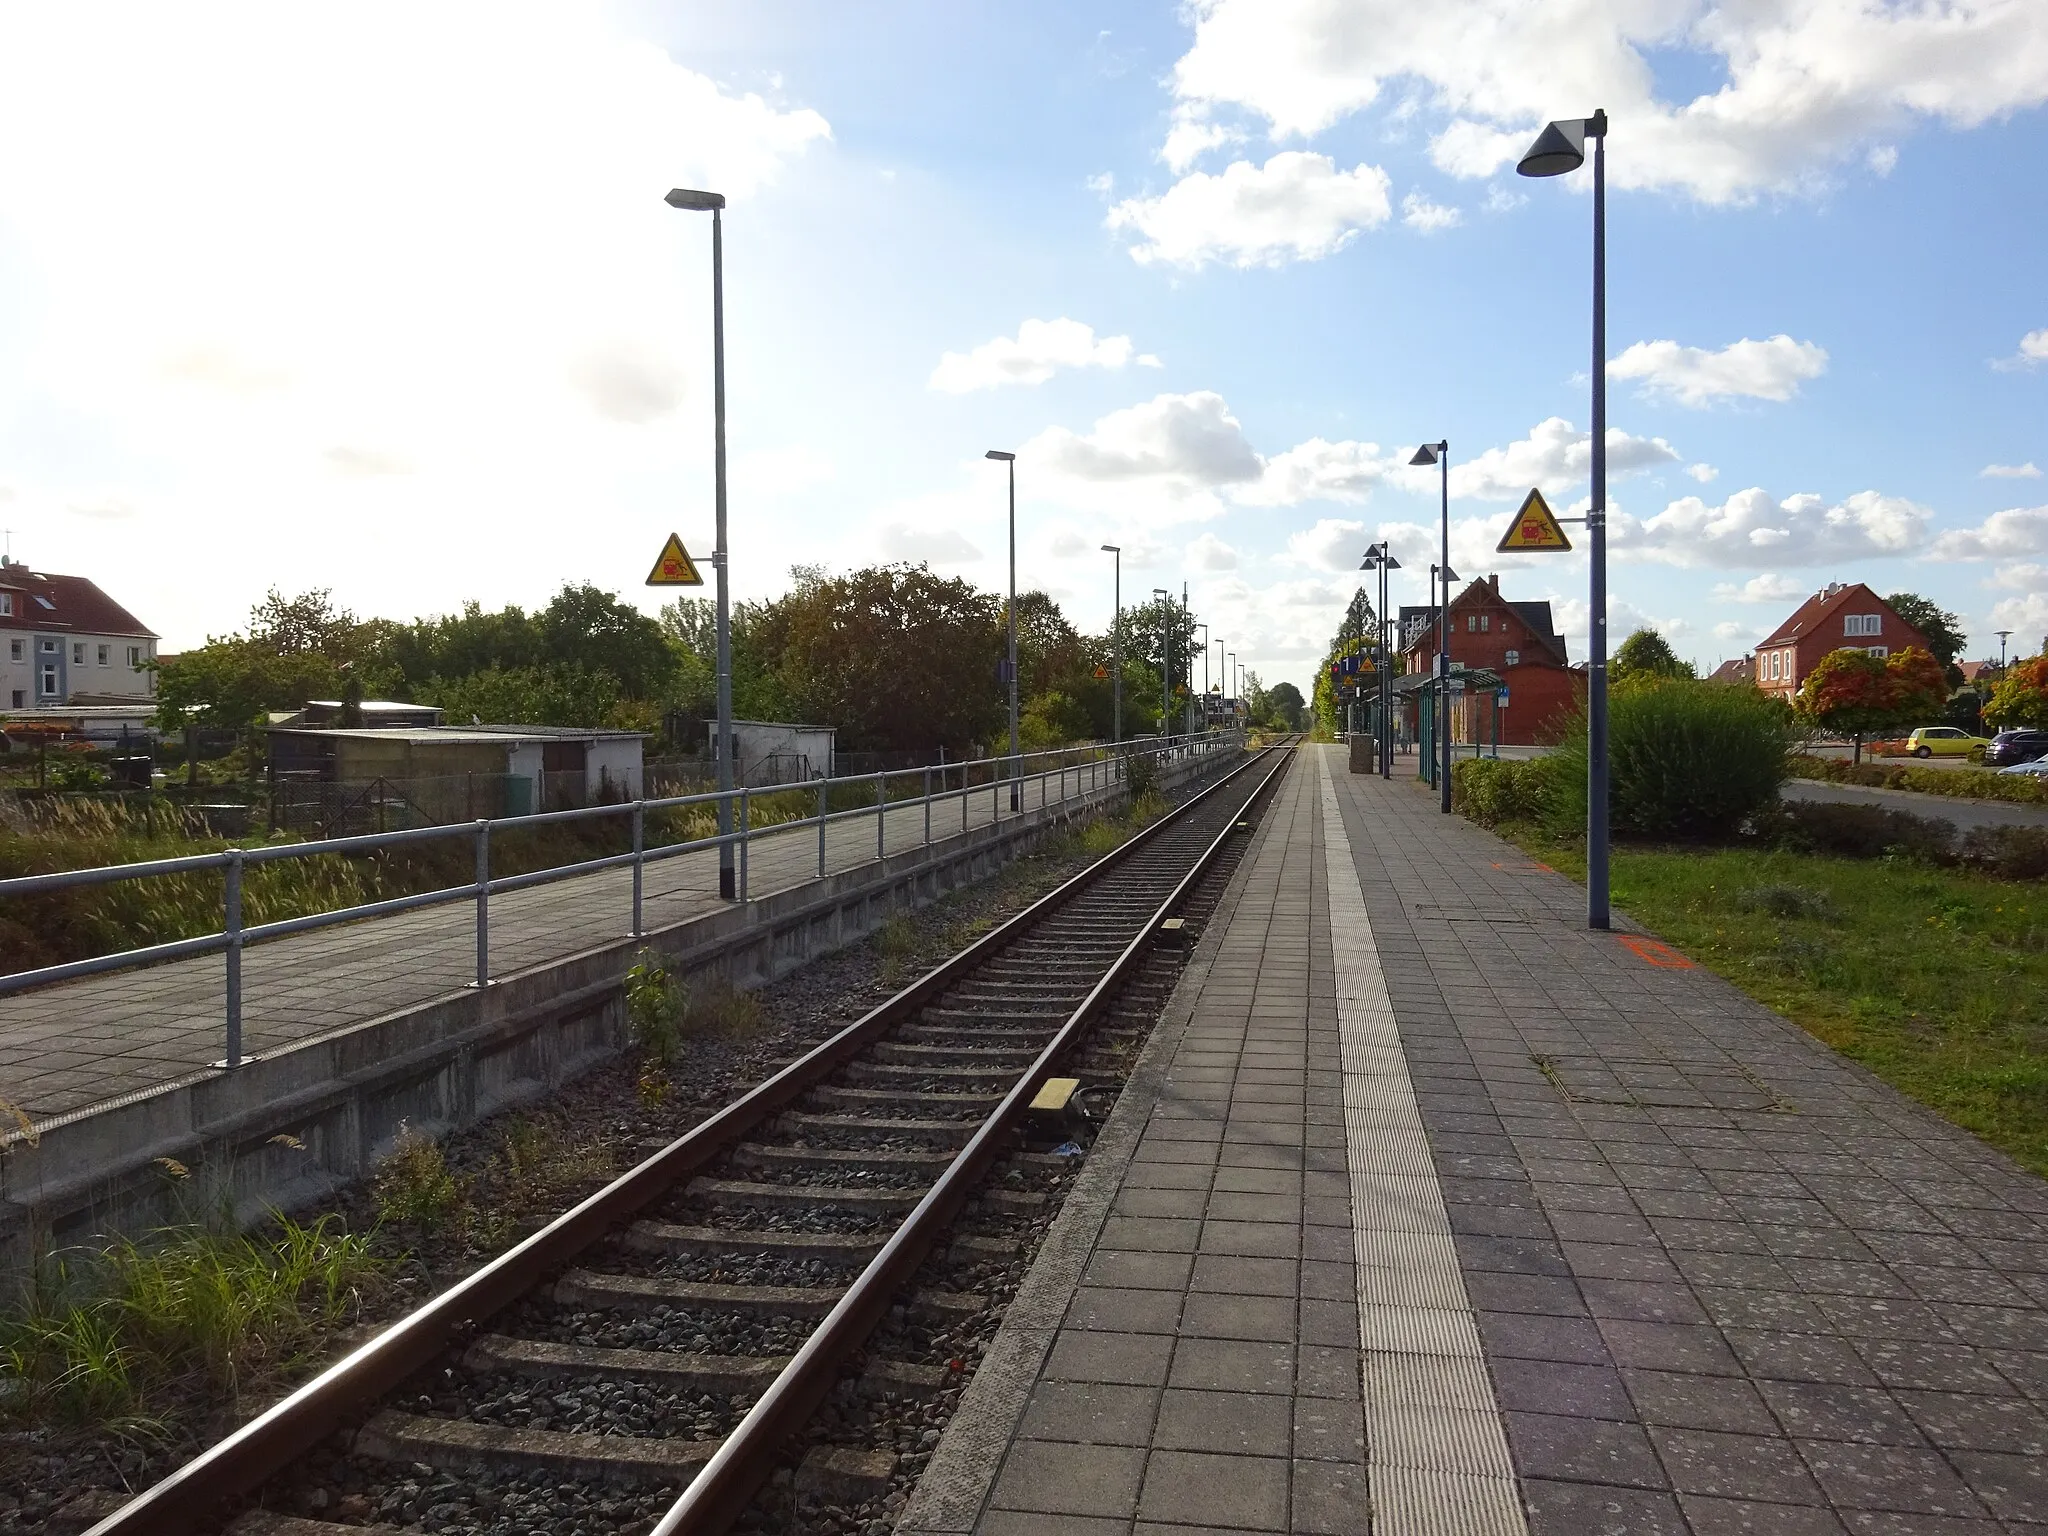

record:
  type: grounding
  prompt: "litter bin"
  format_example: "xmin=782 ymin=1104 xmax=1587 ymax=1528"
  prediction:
xmin=1348 ymin=735 xmax=1374 ymax=774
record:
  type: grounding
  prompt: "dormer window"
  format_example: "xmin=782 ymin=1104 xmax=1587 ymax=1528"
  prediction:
xmin=33 ymin=595 xmax=54 ymax=610
xmin=0 ymin=593 xmax=12 ymax=616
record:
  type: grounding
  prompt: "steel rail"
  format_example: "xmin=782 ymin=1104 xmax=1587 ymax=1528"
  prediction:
xmin=650 ymin=743 xmax=1295 ymax=1536
xmin=82 ymin=742 xmax=1282 ymax=1536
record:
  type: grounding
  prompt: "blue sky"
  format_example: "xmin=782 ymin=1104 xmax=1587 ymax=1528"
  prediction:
xmin=1 ymin=1 xmax=2044 ymax=696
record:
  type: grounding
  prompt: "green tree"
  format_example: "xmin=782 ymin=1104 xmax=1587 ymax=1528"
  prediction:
xmin=1612 ymin=628 xmax=1695 ymax=682
xmin=539 ymin=583 xmax=675 ymax=699
xmin=414 ymin=662 xmax=628 ymax=729
xmin=1984 ymin=656 xmax=2048 ymax=730
xmin=153 ymin=641 xmax=340 ymax=731
xmin=1886 ymin=592 xmax=1968 ymax=679
xmin=1263 ymin=681 xmax=1306 ymax=730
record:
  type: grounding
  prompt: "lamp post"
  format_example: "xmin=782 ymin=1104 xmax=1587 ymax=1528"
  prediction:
xmin=1196 ymin=622 xmax=1209 ymax=732
xmin=1997 ymin=630 xmax=2012 ymax=677
xmin=1519 ymin=108 xmax=1611 ymax=929
xmin=1360 ymin=542 xmax=1401 ymax=778
xmin=1409 ymin=441 xmax=1453 ymax=813
xmin=665 ymin=187 xmax=737 ymax=900
xmin=1182 ymin=585 xmax=1195 ymax=738
xmin=1152 ymin=588 xmax=1171 ymax=737
xmin=1101 ymin=545 xmax=1122 ymax=745
xmin=987 ymin=450 xmax=1019 ymax=809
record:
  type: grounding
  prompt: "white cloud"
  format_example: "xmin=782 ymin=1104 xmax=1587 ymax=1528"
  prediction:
xmin=1995 ymin=329 xmax=2048 ymax=370
xmin=1165 ymin=0 xmax=2048 ymax=204
xmin=324 ymin=446 xmax=410 ymax=478
xmin=570 ymin=339 xmax=687 ymax=423
xmin=1987 ymin=562 xmax=2048 ymax=591
xmin=1608 ymin=335 xmax=1829 ymax=407
xmin=1713 ymin=620 xmax=1750 ymax=642
xmin=1240 ymin=438 xmax=1395 ymax=507
xmin=1988 ymin=592 xmax=2048 ymax=638
xmin=1187 ymin=532 xmax=1241 ymax=571
xmin=1686 ymin=463 xmax=1718 ymax=484
xmin=876 ymin=522 xmax=981 ymax=565
xmin=1623 ymin=487 xmax=1932 ymax=569
xmin=1867 ymin=144 xmax=1899 ymax=176
xmin=737 ymin=444 xmax=835 ymax=499
xmin=1028 ymin=391 xmax=1262 ymax=495
xmin=1429 ymin=417 xmax=1679 ymax=501
xmin=1281 ymin=518 xmax=1369 ymax=571
xmin=929 ymin=318 xmax=1143 ymax=393
xmin=1982 ymin=462 xmax=2043 ymax=479
xmin=1930 ymin=505 xmax=2048 ymax=561
xmin=1712 ymin=573 xmax=1806 ymax=603
xmin=1400 ymin=191 xmax=1461 ymax=232
xmin=1106 ymin=152 xmax=1391 ymax=268
xmin=1161 ymin=110 xmax=1245 ymax=172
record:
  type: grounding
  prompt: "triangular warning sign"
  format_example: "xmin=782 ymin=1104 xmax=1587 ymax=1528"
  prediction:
xmin=645 ymin=533 xmax=705 ymax=586
xmin=1497 ymin=488 xmax=1572 ymax=552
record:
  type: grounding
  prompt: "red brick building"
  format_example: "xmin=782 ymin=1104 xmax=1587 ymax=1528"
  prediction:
xmin=1752 ymin=583 xmax=1932 ymax=703
xmin=1399 ymin=575 xmax=1578 ymax=746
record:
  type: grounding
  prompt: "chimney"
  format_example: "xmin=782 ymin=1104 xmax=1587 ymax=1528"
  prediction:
xmin=1488 ymin=573 xmax=1499 ymax=591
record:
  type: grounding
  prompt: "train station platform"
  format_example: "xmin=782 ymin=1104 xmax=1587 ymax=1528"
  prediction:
xmin=900 ymin=743 xmax=2048 ymax=1535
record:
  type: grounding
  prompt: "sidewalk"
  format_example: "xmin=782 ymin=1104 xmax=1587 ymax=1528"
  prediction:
xmin=904 ymin=745 xmax=2048 ymax=1534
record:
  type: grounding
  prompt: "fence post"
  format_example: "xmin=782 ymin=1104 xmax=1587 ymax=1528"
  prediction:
xmin=222 ymin=849 xmax=244 ymax=1069
xmin=472 ymin=819 xmax=490 ymax=989
xmin=923 ymin=765 xmax=932 ymax=846
xmin=630 ymin=800 xmax=645 ymax=938
xmin=875 ymin=770 xmax=886 ymax=861
xmin=818 ymin=776 xmax=828 ymax=877
xmin=740 ymin=786 xmax=750 ymax=902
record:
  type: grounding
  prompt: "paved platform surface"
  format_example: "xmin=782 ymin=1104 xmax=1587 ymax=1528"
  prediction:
xmin=0 ymin=757 xmax=1135 ymax=1127
xmin=910 ymin=745 xmax=2048 ymax=1534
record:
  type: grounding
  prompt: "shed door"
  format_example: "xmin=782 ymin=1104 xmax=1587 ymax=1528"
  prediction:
xmin=542 ymin=741 xmax=586 ymax=772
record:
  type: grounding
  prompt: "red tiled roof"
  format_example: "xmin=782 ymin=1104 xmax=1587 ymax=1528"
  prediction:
xmin=0 ymin=563 xmax=156 ymax=639
xmin=1757 ymin=582 xmax=1929 ymax=653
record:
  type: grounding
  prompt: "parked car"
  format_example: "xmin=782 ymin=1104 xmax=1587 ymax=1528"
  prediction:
xmin=1905 ymin=726 xmax=1993 ymax=758
xmin=1985 ymin=728 xmax=2048 ymax=767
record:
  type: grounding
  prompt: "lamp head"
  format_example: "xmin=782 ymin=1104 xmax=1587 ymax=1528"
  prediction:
xmin=1383 ymin=553 xmax=1402 ymax=572
xmin=1516 ymin=117 xmax=1593 ymax=178
xmin=985 ymin=450 xmax=1016 ymax=462
xmin=1100 ymin=543 xmax=1120 ymax=554
xmin=665 ymin=188 xmax=726 ymax=210
xmin=1442 ymin=565 xmax=1460 ymax=585
xmin=1408 ymin=444 xmax=1439 ymax=467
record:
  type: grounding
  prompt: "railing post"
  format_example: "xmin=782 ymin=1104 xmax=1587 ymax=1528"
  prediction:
xmin=818 ymin=776 xmax=828 ymax=877
xmin=223 ymin=848 xmax=244 ymax=1069
xmin=630 ymin=800 xmax=645 ymax=938
xmin=876 ymin=770 xmax=886 ymax=860
xmin=923 ymin=765 xmax=932 ymax=846
xmin=472 ymin=819 xmax=490 ymax=988
xmin=739 ymin=786 xmax=750 ymax=901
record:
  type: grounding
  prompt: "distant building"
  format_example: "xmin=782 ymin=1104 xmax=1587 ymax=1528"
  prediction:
xmin=1398 ymin=575 xmax=1577 ymax=746
xmin=1752 ymin=583 xmax=1932 ymax=703
xmin=1709 ymin=656 xmax=1755 ymax=685
xmin=0 ymin=557 xmax=158 ymax=712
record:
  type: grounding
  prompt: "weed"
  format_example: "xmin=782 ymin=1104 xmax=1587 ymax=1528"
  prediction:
xmin=685 ymin=977 xmax=764 ymax=1039
xmin=876 ymin=914 xmax=917 ymax=983
xmin=1736 ymin=884 xmax=1839 ymax=921
xmin=636 ymin=1063 xmax=673 ymax=1108
xmin=623 ymin=950 xmax=684 ymax=1066
xmin=1120 ymin=750 xmax=1159 ymax=803
xmin=372 ymin=1124 xmax=464 ymax=1230
xmin=497 ymin=1117 xmax=610 ymax=1206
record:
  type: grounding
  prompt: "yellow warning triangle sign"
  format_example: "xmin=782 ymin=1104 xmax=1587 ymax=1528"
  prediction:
xmin=1496 ymin=487 xmax=1572 ymax=552
xmin=644 ymin=533 xmax=705 ymax=586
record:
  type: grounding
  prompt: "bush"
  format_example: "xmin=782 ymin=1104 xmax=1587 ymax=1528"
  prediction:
xmin=1548 ymin=679 xmax=1796 ymax=839
xmin=1451 ymin=758 xmax=1552 ymax=827
xmin=1786 ymin=753 xmax=2048 ymax=806
xmin=1736 ymin=883 xmax=1839 ymax=920
xmin=1749 ymin=801 xmax=1957 ymax=864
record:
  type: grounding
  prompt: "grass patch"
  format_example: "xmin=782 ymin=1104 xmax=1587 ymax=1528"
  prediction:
xmin=1490 ymin=822 xmax=2048 ymax=1176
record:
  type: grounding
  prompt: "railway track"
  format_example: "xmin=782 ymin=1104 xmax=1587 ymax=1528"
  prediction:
xmin=89 ymin=740 xmax=1295 ymax=1536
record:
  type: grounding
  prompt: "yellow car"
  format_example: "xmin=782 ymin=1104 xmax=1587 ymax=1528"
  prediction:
xmin=1905 ymin=726 xmax=1992 ymax=758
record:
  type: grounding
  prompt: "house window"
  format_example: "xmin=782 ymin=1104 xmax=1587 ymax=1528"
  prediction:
xmin=39 ymin=637 xmax=56 ymax=654
xmin=97 ymin=644 xmax=109 ymax=666
xmin=1467 ymin=615 xmax=1479 ymax=632
xmin=1480 ymin=614 xmax=1491 ymax=633
xmin=7 ymin=639 xmax=19 ymax=662
xmin=128 ymin=645 xmax=143 ymax=667
xmin=1505 ymin=649 xmax=1520 ymax=667
xmin=0 ymin=593 xmax=11 ymax=616
xmin=71 ymin=641 xmax=85 ymax=663
xmin=1866 ymin=645 xmax=1888 ymax=659
xmin=8 ymin=690 xmax=20 ymax=709
xmin=38 ymin=664 xmax=57 ymax=697
xmin=1844 ymin=613 xmax=1882 ymax=637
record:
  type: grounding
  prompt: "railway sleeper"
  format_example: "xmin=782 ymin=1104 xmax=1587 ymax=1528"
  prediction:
xmin=871 ymin=1041 xmax=1043 ymax=1067
xmin=224 ymin=1514 xmax=405 ymax=1536
xmin=774 ymin=1110 xmax=979 ymax=1145
xmin=809 ymin=1084 xmax=1000 ymax=1112
xmin=686 ymin=1175 xmax=924 ymax=1212
xmin=624 ymin=1219 xmax=891 ymax=1262
xmin=354 ymin=1409 xmax=716 ymax=1489
xmin=729 ymin=1141 xmax=957 ymax=1174
xmin=461 ymin=1335 xmax=790 ymax=1394
xmin=893 ymin=1022 xmax=1058 ymax=1047
xmin=842 ymin=1059 xmax=1017 ymax=1085
xmin=918 ymin=1005 xmax=1072 ymax=1027
xmin=553 ymin=1269 xmax=841 ymax=1317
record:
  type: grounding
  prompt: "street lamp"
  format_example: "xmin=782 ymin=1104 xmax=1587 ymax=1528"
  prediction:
xmin=987 ymin=450 xmax=1019 ymax=809
xmin=1101 ymin=545 xmax=1122 ymax=745
xmin=1519 ymin=107 xmax=1610 ymax=929
xmin=1152 ymin=588 xmax=1171 ymax=737
xmin=1196 ymin=622 xmax=1209 ymax=732
xmin=1409 ymin=441 xmax=1453 ymax=813
xmin=1360 ymin=542 xmax=1401 ymax=779
xmin=665 ymin=186 xmax=737 ymax=900
xmin=1997 ymin=629 xmax=2013 ymax=676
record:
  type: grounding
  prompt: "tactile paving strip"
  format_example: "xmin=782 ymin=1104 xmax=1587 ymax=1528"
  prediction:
xmin=1317 ymin=750 xmax=1528 ymax=1536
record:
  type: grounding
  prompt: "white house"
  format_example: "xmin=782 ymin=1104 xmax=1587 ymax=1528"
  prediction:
xmin=0 ymin=558 xmax=158 ymax=714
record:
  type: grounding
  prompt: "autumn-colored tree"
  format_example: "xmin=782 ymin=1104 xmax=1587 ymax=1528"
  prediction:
xmin=1795 ymin=645 xmax=1948 ymax=761
xmin=1983 ymin=656 xmax=2048 ymax=730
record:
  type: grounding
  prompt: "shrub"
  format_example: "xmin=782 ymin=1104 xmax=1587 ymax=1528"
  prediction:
xmin=1120 ymin=749 xmax=1159 ymax=802
xmin=372 ymin=1125 xmax=464 ymax=1230
xmin=1785 ymin=753 xmax=2048 ymax=806
xmin=1748 ymin=801 xmax=1957 ymax=865
xmin=1548 ymin=679 xmax=1796 ymax=839
xmin=1450 ymin=757 xmax=1552 ymax=827
xmin=623 ymin=950 xmax=683 ymax=1065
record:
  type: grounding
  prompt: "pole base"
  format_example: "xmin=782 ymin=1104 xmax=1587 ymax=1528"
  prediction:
xmin=719 ymin=866 xmax=737 ymax=901
xmin=210 ymin=1058 xmax=247 ymax=1071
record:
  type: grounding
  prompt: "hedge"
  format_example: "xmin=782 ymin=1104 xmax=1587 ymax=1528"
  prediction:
xmin=1788 ymin=753 xmax=2048 ymax=806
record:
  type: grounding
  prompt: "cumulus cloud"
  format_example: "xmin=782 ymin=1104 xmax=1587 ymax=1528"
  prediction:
xmin=1988 ymin=591 xmax=2048 ymax=638
xmin=1686 ymin=463 xmax=1718 ymax=483
xmin=1622 ymin=487 xmax=1932 ymax=569
xmin=1400 ymin=191 xmax=1461 ymax=232
xmin=1187 ymin=532 xmax=1241 ymax=571
xmin=1240 ymin=438 xmax=1396 ymax=507
xmin=1982 ymin=462 xmax=2043 ymax=479
xmin=1987 ymin=562 xmax=2048 ymax=591
xmin=1028 ymin=392 xmax=1263 ymax=496
xmin=571 ymin=340 xmax=686 ymax=423
xmin=1609 ymin=335 xmax=1829 ymax=406
xmin=1281 ymin=518 xmax=1369 ymax=571
xmin=876 ymin=523 xmax=981 ymax=565
xmin=1930 ymin=505 xmax=2048 ymax=561
xmin=929 ymin=318 xmax=1145 ymax=393
xmin=1994 ymin=329 xmax=2048 ymax=370
xmin=1428 ymin=417 xmax=1679 ymax=501
xmin=1105 ymin=152 xmax=1391 ymax=268
xmin=1712 ymin=573 xmax=1806 ymax=603
xmin=1161 ymin=111 xmax=1245 ymax=172
xmin=1165 ymin=0 xmax=2048 ymax=204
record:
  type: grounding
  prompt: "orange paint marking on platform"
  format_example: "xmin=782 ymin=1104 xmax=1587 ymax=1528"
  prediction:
xmin=1490 ymin=860 xmax=1556 ymax=874
xmin=1618 ymin=934 xmax=1694 ymax=969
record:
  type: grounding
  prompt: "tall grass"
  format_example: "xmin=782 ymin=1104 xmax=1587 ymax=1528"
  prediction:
xmin=0 ymin=1214 xmax=386 ymax=1428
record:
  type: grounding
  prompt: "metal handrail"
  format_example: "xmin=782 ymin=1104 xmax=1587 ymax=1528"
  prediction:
xmin=1 ymin=730 xmax=1242 ymax=1072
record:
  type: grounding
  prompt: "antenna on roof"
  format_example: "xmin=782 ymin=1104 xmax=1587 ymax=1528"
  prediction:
xmin=0 ymin=530 xmax=14 ymax=563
